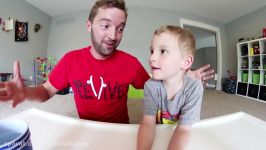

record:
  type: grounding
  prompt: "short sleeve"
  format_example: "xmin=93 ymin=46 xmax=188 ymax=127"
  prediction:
xmin=179 ymin=80 xmax=204 ymax=125
xmin=131 ymin=59 xmax=150 ymax=89
xmin=143 ymin=80 xmax=158 ymax=116
xmin=49 ymin=53 xmax=70 ymax=90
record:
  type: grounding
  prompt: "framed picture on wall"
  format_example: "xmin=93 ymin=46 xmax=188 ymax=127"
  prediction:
xmin=15 ymin=21 xmax=28 ymax=41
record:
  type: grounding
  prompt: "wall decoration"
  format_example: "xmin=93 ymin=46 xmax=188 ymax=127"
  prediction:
xmin=263 ymin=28 xmax=266 ymax=38
xmin=2 ymin=18 xmax=14 ymax=32
xmin=15 ymin=21 xmax=28 ymax=41
xmin=34 ymin=23 xmax=41 ymax=32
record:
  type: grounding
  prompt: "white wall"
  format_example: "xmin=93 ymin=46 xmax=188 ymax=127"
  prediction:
xmin=0 ymin=0 xmax=51 ymax=80
xmin=47 ymin=7 xmax=228 ymax=81
xmin=226 ymin=6 xmax=266 ymax=76
xmin=196 ymin=36 xmax=216 ymax=50
xmin=47 ymin=11 xmax=90 ymax=60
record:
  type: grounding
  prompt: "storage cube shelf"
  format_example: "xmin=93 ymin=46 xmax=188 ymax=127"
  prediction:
xmin=236 ymin=37 xmax=266 ymax=102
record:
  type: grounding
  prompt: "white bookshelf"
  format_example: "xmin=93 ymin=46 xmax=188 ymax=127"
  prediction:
xmin=236 ymin=37 xmax=266 ymax=102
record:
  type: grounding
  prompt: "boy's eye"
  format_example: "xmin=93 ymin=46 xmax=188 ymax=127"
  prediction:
xmin=160 ymin=49 xmax=166 ymax=54
xmin=150 ymin=49 xmax=154 ymax=54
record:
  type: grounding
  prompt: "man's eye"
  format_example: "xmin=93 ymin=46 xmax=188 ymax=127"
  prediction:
xmin=117 ymin=27 xmax=124 ymax=33
xmin=101 ymin=25 xmax=109 ymax=29
xmin=150 ymin=50 xmax=154 ymax=54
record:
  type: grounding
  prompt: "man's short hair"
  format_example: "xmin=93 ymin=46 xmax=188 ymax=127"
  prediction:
xmin=88 ymin=0 xmax=127 ymax=22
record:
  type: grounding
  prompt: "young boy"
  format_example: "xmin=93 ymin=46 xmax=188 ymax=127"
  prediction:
xmin=137 ymin=25 xmax=204 ymax=150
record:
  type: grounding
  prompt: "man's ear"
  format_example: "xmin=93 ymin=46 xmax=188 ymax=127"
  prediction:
xmin=87 ymin=20 xmax=92 ymax=32
xmin=182 ymin=55 xmax=194 ymax=70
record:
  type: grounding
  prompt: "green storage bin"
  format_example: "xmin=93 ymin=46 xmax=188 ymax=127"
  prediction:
xmin=128 ymin=85 xmax=144 ymax=99
xmin=264 ymin=64 xmax=266 ymax=69
xmin=242 ymin=73 xmax=248 ymax=82
xmin=252 ymin=73 xmax=260 ymax=84
xmin=264 ymin=74 xmax=266 ymax=85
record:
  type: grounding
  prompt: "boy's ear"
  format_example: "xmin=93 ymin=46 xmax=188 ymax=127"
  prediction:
xmin=182 ymin=55 xmax=194 ymax=70
xmin=87 ymin=20 xmax=92 ymax=32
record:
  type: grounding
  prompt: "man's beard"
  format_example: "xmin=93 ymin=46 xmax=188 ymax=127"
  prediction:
xmin=91 ymin=30 xmax=118 ymax=57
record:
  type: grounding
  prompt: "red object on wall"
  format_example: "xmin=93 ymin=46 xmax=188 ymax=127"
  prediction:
xmin=263 ymin=28 xmax=266 ymax=38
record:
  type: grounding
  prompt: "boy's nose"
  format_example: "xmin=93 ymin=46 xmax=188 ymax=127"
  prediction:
xmin=150 ymin=54 xmax=157 ymax=63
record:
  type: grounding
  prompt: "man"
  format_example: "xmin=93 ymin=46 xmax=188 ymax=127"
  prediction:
xmin=0 ymin=0 xmax=213 ymax=124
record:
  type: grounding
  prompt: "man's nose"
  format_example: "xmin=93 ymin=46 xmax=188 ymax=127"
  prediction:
xmin=107 ymin=28 xmax=116 ymax=40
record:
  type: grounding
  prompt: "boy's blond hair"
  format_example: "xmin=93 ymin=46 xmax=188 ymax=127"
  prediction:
xmin=154 ymin=25 xmax=195 ymax=58
xmin=88 ymin=0 xmax=127 ymax=22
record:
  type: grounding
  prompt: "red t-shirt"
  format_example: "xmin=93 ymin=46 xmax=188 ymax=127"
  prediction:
xmin=49 ymin=46 xmax=150 ymax=123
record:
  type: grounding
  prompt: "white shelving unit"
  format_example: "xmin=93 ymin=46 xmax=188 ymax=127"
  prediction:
xmin=236 ymin=37 xmax=266 ymax=102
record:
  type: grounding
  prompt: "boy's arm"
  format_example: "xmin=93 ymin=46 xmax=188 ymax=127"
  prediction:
xmin=166 ymin=78 xmax=203 ymax=150
xmin=167 ymin=124 xmax=191 ymax=150
xmin=137 ymin=115 xmax=156 ymax=150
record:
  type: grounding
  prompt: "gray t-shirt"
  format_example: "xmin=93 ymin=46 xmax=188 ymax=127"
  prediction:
xmin=143 ymin=75 xmax=204 ymax=125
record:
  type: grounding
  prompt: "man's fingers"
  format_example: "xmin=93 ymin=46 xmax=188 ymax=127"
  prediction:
xmin=202 ymin=69 xmax=215 ymax=76
xmin=0 ymin=83 xmax=6 ymax=97
xmin=13 ymin=60 xmax=21 ymax=80
xmin=12 ymin=101 xmax=19 ymax=108
xmin=0 ymin=94 xmax=11 ymax=101
xmin=202 ymin=75 xmax=214 ymax=81
xmin=0 ymin=82 xmax=5 ymax=89
xmin=199 ymin=64 xmax=211 ymax=72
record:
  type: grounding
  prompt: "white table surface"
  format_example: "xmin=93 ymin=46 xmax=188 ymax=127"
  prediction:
xmin=3 ymin=108 xmax=266 ymax=150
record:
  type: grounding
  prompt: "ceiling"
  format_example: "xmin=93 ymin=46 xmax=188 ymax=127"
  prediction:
xmin=25 ymin=0 xmax=266 ymax=24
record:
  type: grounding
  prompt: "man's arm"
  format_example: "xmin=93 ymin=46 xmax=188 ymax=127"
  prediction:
xmin=24 ymin=80 xmax=58 ymax=102
xmin=167 ymin=125 xmax=191 ymax=150
xmin=0 ymin=61 xmax=59 ymax=107
xmin=137 ymin=115 xmax=156 ymax=150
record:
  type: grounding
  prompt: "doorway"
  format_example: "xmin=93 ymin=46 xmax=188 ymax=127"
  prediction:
xmin=180 ymin=18 xmax=222 ymax=90
xmin=184 ymin=25 xmax=217 ymax=88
